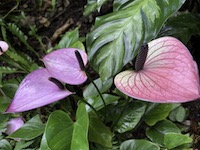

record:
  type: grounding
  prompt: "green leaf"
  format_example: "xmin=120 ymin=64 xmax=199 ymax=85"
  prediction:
xmin=40 ymin=133 xmax=51 ymax=150
xmin=115 ymin=101 xmax=147 ymax=133
xmin=87 ymin=0 xmax=185 ymax=80
xmin=84 ymin=0 xmax=108 ymax=16
xmin=146 ymin=120 xmax=180 ymax=146
xmin=71 ymin=103 xmax=89 ymax=150
xmin=159 ymin=12 xmax=200 ymax=43
xmin=144 ymin=103 xmax=173 ymax=126
xmin=7 ymin=23 xmax=38 ymax=57
xmin=169 ymin=105 xmax=187 ymax=122
xmin=1 ymin=83 xmax=18 ymax=99
xmin=54 ymin=28 xmax=80 ymax=49
xmin=85 ymin=94 xmax=120 ymax=112
xmin=8 ymin=115 xmax=45 ymax=140
xmin=44 ymin=110 xmax=74 ymax=150
xmin=120 ymin=139 xmax=160 ymax=150
xmin=83 ymin=78 xmax=113 ymax=98
xmin=88 ymin=112 xmax=112 ymax=148
xmin=0 ymin=67 xmax=18 ymax=74
xmin=0 ymin=139 xmax=12 ymax=150
xmin=164 ymin=133 xmax=192 ymax=149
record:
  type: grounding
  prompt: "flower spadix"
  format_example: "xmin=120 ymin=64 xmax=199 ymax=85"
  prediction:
xmin=6 ymin=68 xmax=72 ymax=113
xmin=0 ymin=41 xmax=9 ymax=55
xmin=42 ymin=48 xmax=88 ymax=85
xmin=114 ymin=37 xmax=200 ymax=103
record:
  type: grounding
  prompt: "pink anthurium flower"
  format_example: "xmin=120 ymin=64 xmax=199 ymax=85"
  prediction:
xmin=0 ymin=41 xmax=9 ymax=55
xmin=5 ymin=68 xmax=73 ymax=113
xmin=114 ymin=36 xmax=200 ymax=103
xmin=42 ymin=48 xmax=88 ymax=85
xmin=6 ymin=117 xmax=24 ymax=135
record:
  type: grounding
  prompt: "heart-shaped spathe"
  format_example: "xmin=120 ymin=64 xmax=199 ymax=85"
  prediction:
xmin=114 ymin=37 xmax=200 ymax=103
xmin=42 ymin=48 xmax=88 ymax=85
xmin=5 ymin=68 xmax=73 ymax=113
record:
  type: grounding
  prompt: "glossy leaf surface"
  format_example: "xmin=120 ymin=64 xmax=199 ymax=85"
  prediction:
xmin=71 ymin=103 xmax=89 ymax=150
xmin=45 ymin=110 xmax=74 ymax=150
xmin=120 ymin=139 xmax=159 ymax=150
xmin=88 ymin=112 xmax=112 ymax=148
xmin=115 ymin=101 xmax=146 ymax=133
xmin=144 ymin=103 xmax=173 ymax=126
xmin=8 ymin=115 xmax=45 ymax=140
xmin=42 ymin=48 xmax=88 ymax=85
xmin=6 ymin=68 xmax=72 ymax=113
xmin=115 ymin=37 xmax=200 ymax=103
xmin=87 ymin=0 xmax=185 ymax=80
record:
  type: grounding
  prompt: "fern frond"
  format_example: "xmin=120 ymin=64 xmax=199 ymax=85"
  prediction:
xmin=14 ymin=140 xmax=34 ymax=150
xmin=7 ymin=23 xmax=39 ymax=57
xmin=0 ymin=66 xmax=18 ymax=74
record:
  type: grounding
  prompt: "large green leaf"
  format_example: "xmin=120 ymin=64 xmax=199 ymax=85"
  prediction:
xmin=115 ymin=101 xmax=147 ymax=133
xmin=85 ymin=94 xmax=120 ymax=112
xmin=44 ymin=110 xmax=74 ymax=150
xmin=8 ymin=115 xmax=45 ymax=140
xmin=0 ymin=139 xmax=12 ymax=150
xmin=71 ymin=103 xmax=89 ymax=150
xmin=144 ymin=103 xmax=173 ymax=126
xmin=159 ymin=12 xmax=200 ymax=43
xmin=83 ymin=78 xmax=113 ymax=98
xmin=88 ymin=112 xmax=112 ymax=148
xmin=146 ymin=120 xmax=180 ymax=146
xmin=164 ymin=133 xmax=192 ymax=149
xmin=84 ymin=0 xmax=108 ymax=16
xmin=120 ymin=139 xmax=160 ymax=150
xmin=87 ymin=0 xmax=185 ymax=80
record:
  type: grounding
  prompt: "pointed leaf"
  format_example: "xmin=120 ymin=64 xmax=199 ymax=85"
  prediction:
xmin=115 ymin=101 xmax=146 ymax=133
xmin=120 ymin=139 xmax=160 ymax=150
xmin=115 ymin=37 xmax=200 ymax=103
xmin=6 ymin=68 xmax=72 ymax=113
xmin=42 ymin=48 xmax=88 ymax=85
xmin=71 ymin=103 xmax=89 ymax=150
xmin=88 ymin=112 xmax=112 ymax=148
xmin=164 ymin=133 xmax=192 ymax=149
xmin=144 ymin=103 xmax=173 ymax=126
xmin=45 ymin=110 xmax=74 ymax=150
xmin=87 ymin=0 xmax=185 ymax=80
xmin=8 ymin=115 xmax=45 ymax=140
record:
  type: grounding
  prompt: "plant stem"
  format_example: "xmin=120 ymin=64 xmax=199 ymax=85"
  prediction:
xmin=86 ymin=72 xmax=106 ymax=106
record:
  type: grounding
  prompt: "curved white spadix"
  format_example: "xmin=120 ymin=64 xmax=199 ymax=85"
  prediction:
xmin=114 ymin=37 xmax=200 ymax=103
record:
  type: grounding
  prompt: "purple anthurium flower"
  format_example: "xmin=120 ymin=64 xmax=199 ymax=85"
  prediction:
xmin=5 ymin=68 xmax=73 ymax=113
xmin=6 ymin=117 xmax=24 ymax=135
xmin=42 ymin=48 xmax=88 ymax=85
xmin=0 ymin=41 xmax=9 ymax=55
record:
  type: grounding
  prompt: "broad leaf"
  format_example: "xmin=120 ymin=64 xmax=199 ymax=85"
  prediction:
xmin=84 ymin=0 xmax=108 ymax=16
xmin=120 ymin=139 xmax=159 ymax=150
xmin=87 ymin=0 xmax=185 ymax=80
xmin=0 ymin=139 xmax=12 ymax=150
xmin=85 ymin=94 xmax=120 ymax=112
xmin=44 ymin=110 xmax=74 ymax=150
xmin=159 ymin=12 xmax=200 ymax=43
xmin=144 ymin=103 xmax=173 ymax=126
xmin=164 ymin=133 xmax=192 ymax=149
xmin=115 ymin=101 xmax=146 ymax=133
xmin=83 ymin=78 xmax=113 ymax=98
xmin=88 ymin=112 xmax=112 ymax=148
xmin=8 ymin=115 xmax=45 ymax=140
xmin=71 ymin=103 xmax=89 ymax=150
xmin=146 ymin=120 xmax=180 ymax=146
